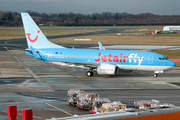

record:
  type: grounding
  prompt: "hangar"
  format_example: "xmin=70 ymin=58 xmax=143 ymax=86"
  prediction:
xmin=163 ymin=26 xmax=180 ymax=32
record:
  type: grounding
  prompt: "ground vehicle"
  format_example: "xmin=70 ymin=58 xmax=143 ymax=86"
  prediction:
xmin=67 ymin=89 xmax=83 ymax=106
xmin=90 ymin=97 xmax=111 ymax=114
xmin=134 ymin=99 xmax=173 ymax=109
xmin=76 ymin=92 xmax=99 ymax=110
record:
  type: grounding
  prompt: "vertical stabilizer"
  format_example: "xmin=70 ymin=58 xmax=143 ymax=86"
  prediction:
xmin=21 ymin=13 xmax=65 ymax=49
xmin=98 ymin=42 xmax=105 ymax=50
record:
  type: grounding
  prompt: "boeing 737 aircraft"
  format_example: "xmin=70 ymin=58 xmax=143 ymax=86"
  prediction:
xmin=21 ymin=13 xmax=176 ymax=77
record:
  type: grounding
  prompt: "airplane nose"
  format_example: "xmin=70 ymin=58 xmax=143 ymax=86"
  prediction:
xmin=169 ymin=60 xmax=176 ymax=67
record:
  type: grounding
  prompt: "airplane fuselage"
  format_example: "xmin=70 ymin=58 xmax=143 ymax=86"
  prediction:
xmin=26 ymin=48 xmax=175 ymax=71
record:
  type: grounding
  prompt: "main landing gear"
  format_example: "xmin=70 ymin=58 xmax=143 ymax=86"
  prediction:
xmin=154 ymin=74 xmax=158 ymax=78
xmin=86 ymin=71 xmax=93 ymax=77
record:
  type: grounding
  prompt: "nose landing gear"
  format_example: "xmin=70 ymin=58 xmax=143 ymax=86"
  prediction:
xmin=86 ymin=71 xmax=93 ymax=77
xmin=154 ymin=70 xmax=163 ymax=78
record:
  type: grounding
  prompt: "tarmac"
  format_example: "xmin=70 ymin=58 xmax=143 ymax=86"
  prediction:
xmin=89 ymin=45 xmax=180 ymax=50
xmin=0 ymin=27 xmax=180 ymax=119
xmin=0 ymin=47 xmax=180 ymax=120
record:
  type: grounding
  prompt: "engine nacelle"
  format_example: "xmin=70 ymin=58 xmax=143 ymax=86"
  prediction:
xmin=97 ymin=63 xmax=118 ymax=75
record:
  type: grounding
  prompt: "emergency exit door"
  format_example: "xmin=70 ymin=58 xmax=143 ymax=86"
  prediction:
xmin=48 ymin=51 xmax=52 ymax=60
xmin=148 ymin=55 xmax=153 ymax=64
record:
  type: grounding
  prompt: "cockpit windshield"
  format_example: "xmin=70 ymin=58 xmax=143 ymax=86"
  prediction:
xmin=159 ymin=57 xmax=168 ymax=60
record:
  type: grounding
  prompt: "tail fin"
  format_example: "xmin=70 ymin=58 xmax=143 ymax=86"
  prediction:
xmin=21 ymin=13 xmax=65 ymax=49
xmin=98 ymin=42 xmax=105 ymax=50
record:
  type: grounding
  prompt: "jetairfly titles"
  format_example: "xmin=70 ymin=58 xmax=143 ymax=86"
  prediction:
xmin=21 ymin=13 xmax=176 ymax=77
xmin=95 ymin=52 xmax=144 ymax=66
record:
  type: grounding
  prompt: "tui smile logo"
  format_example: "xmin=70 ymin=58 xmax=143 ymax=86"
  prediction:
xmin=26 ymin=30 xmax=40 ymax=43
xmin=34 ymin=53 xmax=37 ymax=57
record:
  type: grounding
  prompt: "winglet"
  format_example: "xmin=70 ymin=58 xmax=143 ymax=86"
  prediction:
xmin=30 ymin=46 xmax=41 ymax=60
xmin=98 ymin=42 xmax=105 ymax=50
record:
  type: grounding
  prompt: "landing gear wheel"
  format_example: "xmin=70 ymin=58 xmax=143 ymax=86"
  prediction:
xmin=89 ymin=106 xmax=92 ymax=110
xmin=154 ymin=74 xmax=158 ymax=78
xmin=86 ymin=71 xmax=93 ymax=77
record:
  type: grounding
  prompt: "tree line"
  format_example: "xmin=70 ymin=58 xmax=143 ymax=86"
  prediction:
xmin=0 ymin=10 xmax=180 ymax=26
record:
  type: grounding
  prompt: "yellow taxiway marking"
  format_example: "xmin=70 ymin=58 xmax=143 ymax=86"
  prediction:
xmin=70 ymin=67 xmax=76 ymax=73
xmin=3 ymin=111 xmax=42 ymax=119
xmin=45 ymin=103 xmax=73 ymax=116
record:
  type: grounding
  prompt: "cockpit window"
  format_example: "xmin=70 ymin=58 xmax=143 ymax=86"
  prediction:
xmin=159 ymin=57 xmax=168 ymax=60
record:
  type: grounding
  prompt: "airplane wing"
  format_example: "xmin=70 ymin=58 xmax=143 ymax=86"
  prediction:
xmin=52 ymin=60 xmax=99 ymax=69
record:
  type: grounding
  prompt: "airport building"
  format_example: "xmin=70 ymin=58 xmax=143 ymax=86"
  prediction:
xmin=163 ymin=26 xmax=180 ymax=32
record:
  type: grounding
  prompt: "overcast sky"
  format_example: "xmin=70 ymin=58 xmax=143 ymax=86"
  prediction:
xmin=1 ymin=0 xmax=180 ymax=15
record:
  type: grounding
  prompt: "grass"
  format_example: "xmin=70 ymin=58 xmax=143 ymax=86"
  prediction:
xmin=1 ymin=26 xmax=180 ymax=46
xmin=0 ymin=26 xmax=135 ymax=29
xmin=152 ymin=50 xmax=180 ymax=59
xmin=50 ymin=35 xmax=180 ymax=45
xmin=0 ymin=30 xmax=25 ymax=36
xmin=42 ymin=29 xmax=104 ymax=36
xmin=48 ymin=27 xmax=180 ymax=45
xmin=0 ymin=29 xmax=104 ymax=40
xmin=0 ymin=30 xmax=25 ymax=40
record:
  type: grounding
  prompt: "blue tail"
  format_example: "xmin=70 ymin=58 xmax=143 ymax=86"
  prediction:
xmin=98 ymin=42 xmax=105 ymax=50
xmin=21 ymin=13 xmax=66 ymax=49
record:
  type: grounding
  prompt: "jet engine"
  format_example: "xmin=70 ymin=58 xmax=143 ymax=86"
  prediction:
xmin=97 ymin=63 xmax=118 ymax=75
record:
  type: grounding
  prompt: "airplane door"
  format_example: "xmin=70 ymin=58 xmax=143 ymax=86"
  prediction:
xmin=48 ymin=51 xmax=52 ymax=60
xmin=148 ymin=55 xmax=153 ymax=64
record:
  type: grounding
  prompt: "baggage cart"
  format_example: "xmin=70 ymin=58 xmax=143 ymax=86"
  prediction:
xmin=67 ymin=89 xmax=83 ymax=106
xmin=77 ymin=92 xmax=99 ymax=110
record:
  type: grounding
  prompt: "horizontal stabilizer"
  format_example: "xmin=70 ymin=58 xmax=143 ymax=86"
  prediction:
xmin=30 ymin=46 xmax=41 ymax=60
